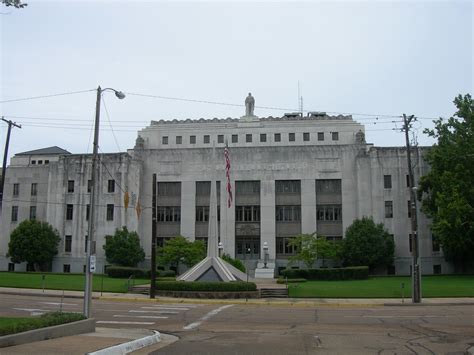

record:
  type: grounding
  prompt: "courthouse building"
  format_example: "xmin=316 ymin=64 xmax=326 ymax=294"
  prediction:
xmin=0 ymin=109 xmax=453 ymax=275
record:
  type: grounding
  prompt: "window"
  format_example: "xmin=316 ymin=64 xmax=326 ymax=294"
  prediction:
xmin=157 ymin=182 xmax=181 ymax=196
xmin=107 ymin=179 xmax=115 ymax=193
xmin=303 ymin=132 xmax=310 ymax=141
xmin=13 ymin=183 xmax=19 ymax=197
xmin=190 ymin=135 xmax=196 ymax=144
xmin=63 ymin=264 xmax=71 ymax=273
xmin=289 ymin=133 xmax=295 ymax=142
xmin=246 ymin=134 xmax=252 ymax=143
xmin=384 ymin=201 xmax=393 ymax=218
xmin=162 ymin=136 xmax=168 ymax=145
xmin=318 ymin=132 xmax=324 ymax=141
xmin=44 ymin=160 xmax=49 ymax=164
xmin=157 ymin=207 xmax=181 ymax=222
xmin=406 ymin=174 xmax=411 ymax=187
xmin=276 ymin=180 xmax=301 ymax=193
xmin=176 ymin=136 xmax=182 ymax=144
xmin=203 ymin=135 xmax=210 ymax=144
xmin=196 ymin=206 xmax=210 ymax=222
xmin=31 ymin=183 xmax=37 ymax=196
xmin=432 ymin=234 xmax=440 ymax=252
xmin=232 ymin=134 xmax=238 ymax=143
xmin=66 ymin=204 xmax=73 ymax=220
xmin=316 ymin=205 xmax=342 ymax=221
xmin=84 ymin=236 xmax=88 ymax=253
xmin=274 ymin=133 xmax=281 ymax=142
xmin=38 ymin=160 xmax=43 ymax=164
xmin=29 ymin=206 xmax=36 ymax=220
xmin=8 ymin=263 xmax=15 ymax=272
xmin=409 ymin=233 xmax=414 ymax=253
xmin=65 ymin=235 xmax=72 ymax=253
xmin=276 ymin=206 xmax=301 ymax=222
xmin=387 ymin=265 xmax=396 ymax=275
xmin=31 ymin=160 xmax=36 ymax=165
xmin=11 ymin=206 xmax=18 ymax=222
xmin=235 ymin=181 xmax=260 ymax=194
xmin=260 ymin=133 xmax=267 ymax=142
xmin=106 ymin=204 xmax=114 ymax=221
xmin=218 ymin=135 xmax=224 ymax=144
xmin=408 ymin=200 xmax=412 ymax=218
xmin=87 ymin=180 xmax=92 ymax=193
xmin=86 ymin=204 xmax=90 ymax=221
xmin=332 ymin=132 xmax=339 ymax=141
xmin=433 ymin=264 xmax=441 ymax=274
xmin=235 ymin=205 xmax=260 ymax=222
xmin=67 ymin=180 xmax=74 ymax=193
xmin=316 ymin=179 xmax=341 ymax=194
xmin=276 ymin=237 xmax=297 ymax=256
xmin=383 ymin=175 xmax=392 ymax=189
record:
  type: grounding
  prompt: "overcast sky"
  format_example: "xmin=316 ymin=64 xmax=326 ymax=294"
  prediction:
xmin=1 ymin=0 xmax=472 ymax=162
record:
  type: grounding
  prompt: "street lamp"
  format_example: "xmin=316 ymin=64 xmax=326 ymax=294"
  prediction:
xmin=263 ymin=241 xmax=269 ymax=268
xmin=83 ymin=86 xmax=125 ymax=318
xmin=218 ymin=242 xmax=223 ymax=258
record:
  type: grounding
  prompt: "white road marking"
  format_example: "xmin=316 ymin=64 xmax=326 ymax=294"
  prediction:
xmin=344 ymin=315 xmax=444 ymax=318
xmin=31 ymin=312 xmax=46 ymax=316
xmin=96 ymin=321 xmax=155 ymax=325
xmin=130 ymin=310 xmax=179 ymax=314
xmin=38 ymin=302 xmax=78 ymax=306
xmin=113 ymin=315 xmax=168 ymax=319
xmin=13 ymin=308 xmax=45 ymax=312
xmin=141 ymin=306 xmax=190 ymax=311
xmin=183 ymin=304 xmax=234 ymax=330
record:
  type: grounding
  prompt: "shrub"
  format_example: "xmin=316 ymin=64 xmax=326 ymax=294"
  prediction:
xmin=155 ymin=281 xmax=256 ymax=292
xmin=106 ymin=266 xmax=150 ymax=278
xmin=157 ymin=269 xmax=176 ymax=277
xmin=281 ymin=266 xmax=369 ymax=281
xmin=221 ymin=253 xmax=246 ymax=273
xmin=103 ymin=227 xmax=145 ymax=267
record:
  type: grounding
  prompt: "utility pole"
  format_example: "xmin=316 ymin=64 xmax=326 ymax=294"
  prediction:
xmin=1 ymin=117 xmax=22 ymax=209
xmin=150 ymin=173 xmax=157 ymax=299
xmin=402 ymin=113 xmax=421 ymax=303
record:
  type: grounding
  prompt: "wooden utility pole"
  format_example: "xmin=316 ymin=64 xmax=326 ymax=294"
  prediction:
xmin=150 ymin=173 xmax=157 ymax=298
xmin=403 ymin=113 xmax=421 ymax=303
xmin=1 ymin=117 xmax=22 ymax=208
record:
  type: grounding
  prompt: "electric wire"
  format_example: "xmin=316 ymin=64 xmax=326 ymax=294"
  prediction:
xmin=0 ymin=89 xmax=96 ymax=104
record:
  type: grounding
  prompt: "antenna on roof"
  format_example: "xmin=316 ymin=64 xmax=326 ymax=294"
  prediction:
xmin=298 ymin=81 xmax=303 ymax=116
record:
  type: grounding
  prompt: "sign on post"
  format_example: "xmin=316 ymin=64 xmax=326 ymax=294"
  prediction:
xmin=90 ymin=255 xmax=96 ymax=273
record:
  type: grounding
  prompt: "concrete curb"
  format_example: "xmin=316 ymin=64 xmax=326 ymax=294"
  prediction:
xmin=0 ymin=290 xmax=101 ymax=300
xmin=86 ymin=330 xmax=161 ymax=355
xmin=0 ymin=318 xmax=96 ymax=348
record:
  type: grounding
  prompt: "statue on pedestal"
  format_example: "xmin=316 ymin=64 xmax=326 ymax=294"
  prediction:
xmin=245 ymin=93 xmax=255 ymax=116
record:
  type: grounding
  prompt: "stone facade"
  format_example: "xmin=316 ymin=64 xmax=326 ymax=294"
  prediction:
xmin=0 ymin=113 xmax=453 ymax=275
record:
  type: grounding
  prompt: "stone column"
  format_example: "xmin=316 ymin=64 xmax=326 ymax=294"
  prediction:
xmin=180 ymin=181 xmax=195 ymax=240
xmin=260 ymin=180 xmax=276 ymax=259
xmin=301 ymin=179 xmax=316 ymax=234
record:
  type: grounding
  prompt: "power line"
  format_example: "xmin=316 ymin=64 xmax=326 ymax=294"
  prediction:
xmin=101 ymin=96 xmax=121 ymax=152
xmin=0 ymin=89 xmax=96 ymax=104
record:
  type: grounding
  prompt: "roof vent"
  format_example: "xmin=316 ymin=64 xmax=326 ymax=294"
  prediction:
xmin=284 ymin=112 xmax=302 ymax=118
xmin=308 ymin=111 xmax=326 ymax=117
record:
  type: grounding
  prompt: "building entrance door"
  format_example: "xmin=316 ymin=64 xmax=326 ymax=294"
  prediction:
xmin=235 ymin=236 xmax=260 ymax=260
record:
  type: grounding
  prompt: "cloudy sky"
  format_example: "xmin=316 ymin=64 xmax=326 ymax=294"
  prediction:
xmin=1 ymin=0 xmax=472 ymax=161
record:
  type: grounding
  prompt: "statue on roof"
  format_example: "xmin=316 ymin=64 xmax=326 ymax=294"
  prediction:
xmin=245 ymin=93 xmax=255 ymax=116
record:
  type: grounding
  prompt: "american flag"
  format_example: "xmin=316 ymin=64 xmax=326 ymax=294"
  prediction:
xmin=224 ymin=142 xmax=233 ymax=208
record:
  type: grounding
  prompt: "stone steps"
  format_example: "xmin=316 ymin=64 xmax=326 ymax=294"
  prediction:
xmin=259 ymin=288 xmax=289 ymax=298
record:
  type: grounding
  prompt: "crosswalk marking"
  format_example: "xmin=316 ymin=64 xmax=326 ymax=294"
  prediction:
xmin=130 ymin=310 xmax=179 ymax=314
xmin=141 ymin=306 xmax=190 ymax=311
xmin=97 ymin=321 xmax=155 ymax=325
xmin=113 ymin=315 xmax=168 ymax=319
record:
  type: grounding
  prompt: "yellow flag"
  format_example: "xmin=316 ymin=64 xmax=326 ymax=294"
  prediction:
xmin=135 ymin=198 xmax=142 ymax=219
xmin=124 ymin=191 xmax=130 ymax=209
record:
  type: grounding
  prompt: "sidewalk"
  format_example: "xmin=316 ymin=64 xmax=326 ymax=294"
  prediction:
xmin=1 ymin=287 xmax=473 ymax=354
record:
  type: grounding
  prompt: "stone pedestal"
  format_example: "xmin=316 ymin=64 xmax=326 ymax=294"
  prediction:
xmin=254 ymin=260 xmax=275 ymax=279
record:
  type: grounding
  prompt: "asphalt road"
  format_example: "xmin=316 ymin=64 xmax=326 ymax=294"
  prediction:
xmin=1 ymin=294 xmax=473 ymax=354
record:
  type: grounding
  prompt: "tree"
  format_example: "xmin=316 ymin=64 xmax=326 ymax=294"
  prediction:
xmin=158 ymin=236 xmax=205 ymax=272
xmin=8 ymin=220 xmax=60 ymax=271
xmin=103 ymin=227 xmax=145 ymax=267
xmin=418 ymin=94 xmax=474 ymax=271
xmin=1 ymin=0 xmax=27 ymax=8
xmin=341 ymin=217 xmax=394 ymax=271
xmin=288 ymin=233 xmax=339 ymax=269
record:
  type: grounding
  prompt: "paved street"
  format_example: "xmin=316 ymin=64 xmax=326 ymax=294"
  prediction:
xmin=1 ymin=293 xmax=473 ymax=354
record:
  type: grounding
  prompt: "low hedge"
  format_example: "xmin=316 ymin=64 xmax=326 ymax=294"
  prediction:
xmin=281 ymin=266 xmax=369 ymax=281
xmin=277 ymin=277 xmax=307 ymax=284
xmin=157 ymin=270 xmax=176 ymax=277
xmin=106 ymin=266 xmax=150 ymax=278
xmin=0 ymin=312 xmax=85 ymax=336
xmin=155 ymin=281 xmax=257 ymax=292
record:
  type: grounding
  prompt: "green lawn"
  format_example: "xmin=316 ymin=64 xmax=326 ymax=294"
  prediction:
xmin=288 ymin=275 xmax=474 ymax=298
xmin=0 ymin=272 xmax=149 ymax=293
